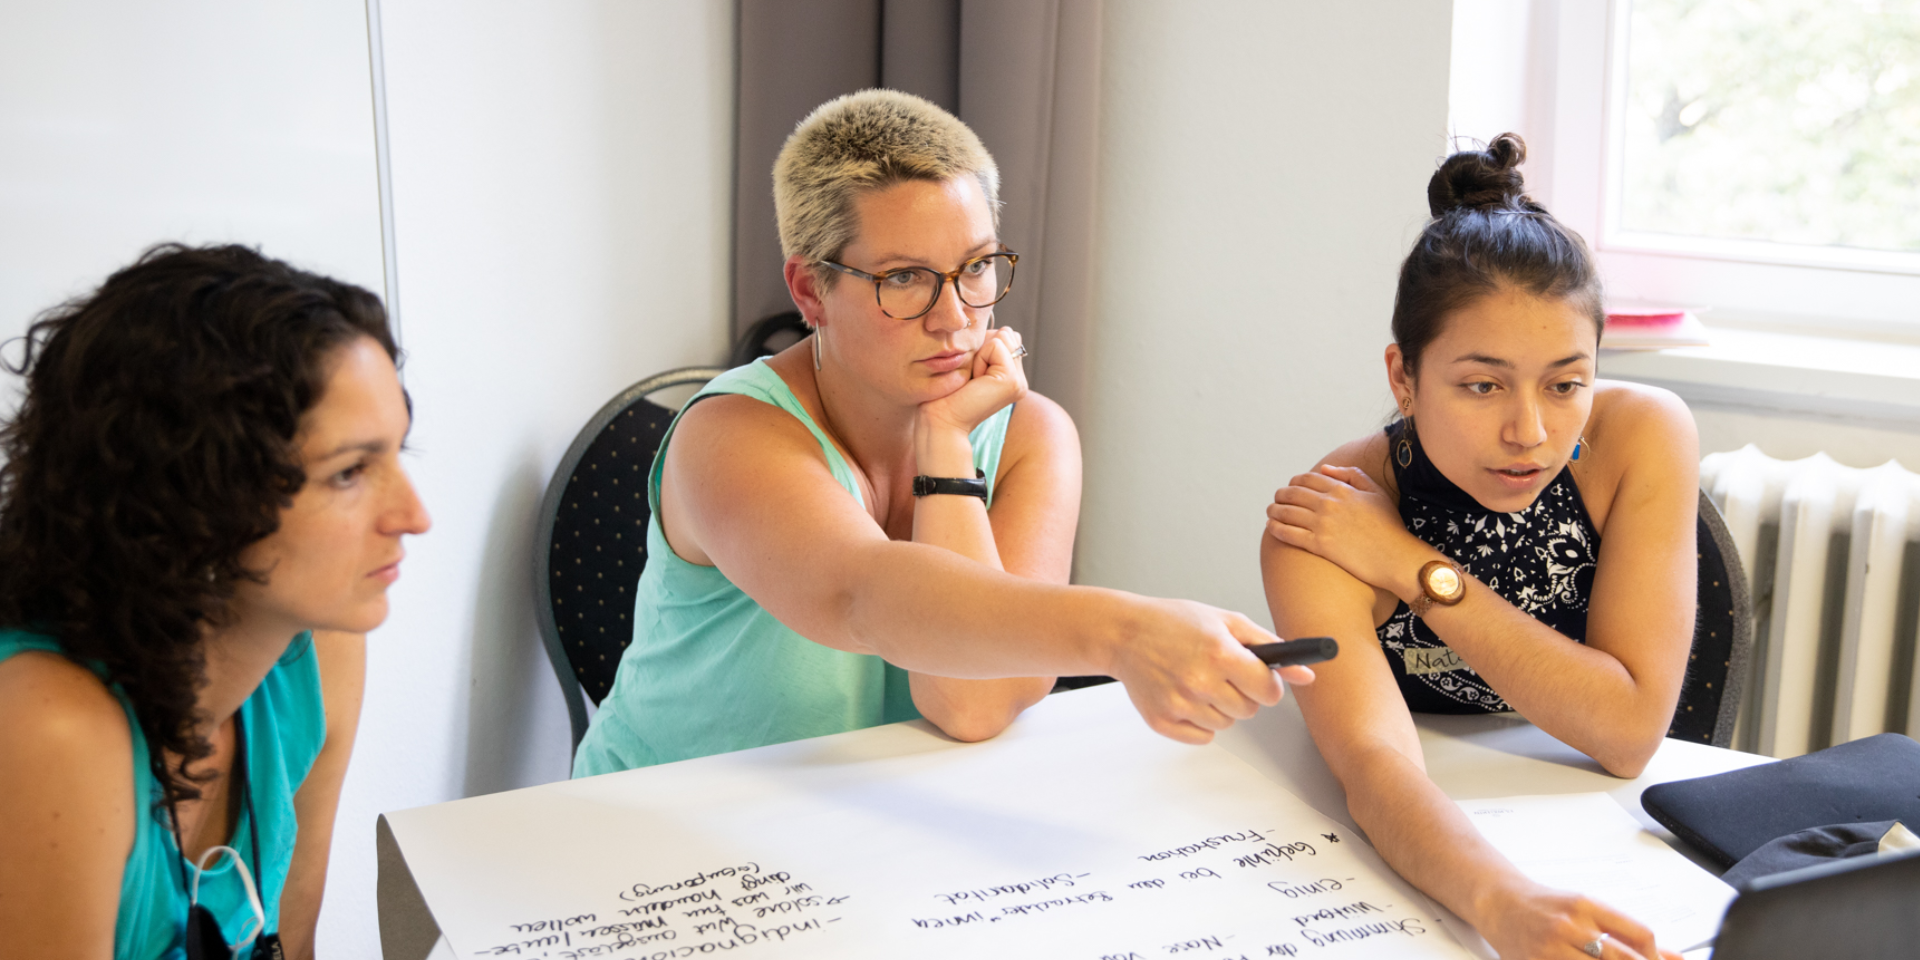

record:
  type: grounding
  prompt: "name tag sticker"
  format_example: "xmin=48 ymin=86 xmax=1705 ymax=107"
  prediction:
xmin=1403 ymin=647 xmax=1471 ymax=676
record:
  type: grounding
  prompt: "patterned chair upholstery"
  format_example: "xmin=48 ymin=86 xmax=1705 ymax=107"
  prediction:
xmin=534 ymin=367 xmax=727 ymax=753
xmin=1668 ymin=490 xmax=1754 ymax=748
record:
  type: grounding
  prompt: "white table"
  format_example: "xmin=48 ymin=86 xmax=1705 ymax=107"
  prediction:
xmin=377 ymin=684 xmax=1769 ymax=958
xmin=1216 ymin=694 xmax=1769 ymax=859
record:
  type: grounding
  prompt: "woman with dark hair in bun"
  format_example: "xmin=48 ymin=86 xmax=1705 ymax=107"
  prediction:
xmin=0 ymin=244 xmax=430 ymax=958
xmin=1261 ymin=135 xmax=1698 ymax=960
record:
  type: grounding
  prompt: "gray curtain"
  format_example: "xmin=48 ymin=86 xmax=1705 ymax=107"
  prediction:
xmin=734 ymin=0 xmax=1101 ymax=418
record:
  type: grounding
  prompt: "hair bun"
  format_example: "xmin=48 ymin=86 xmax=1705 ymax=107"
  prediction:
xmin=1427 ymin=132 xmax=1529 ymax=218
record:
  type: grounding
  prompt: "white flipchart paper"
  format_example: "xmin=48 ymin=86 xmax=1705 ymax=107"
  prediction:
xmin=387 ymin=688 xmax=1477 ymax=960
xmin=1458 ymin=793 xmax=1737 ymax=953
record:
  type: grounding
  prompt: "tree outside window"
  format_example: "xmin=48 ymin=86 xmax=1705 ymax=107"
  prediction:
xmin=1622 ymin=0 xmax=1920 ymax=255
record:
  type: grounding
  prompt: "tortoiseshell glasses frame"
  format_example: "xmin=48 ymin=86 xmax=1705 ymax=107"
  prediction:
xmin=818 ymin=250 xmax=1019 ymax=321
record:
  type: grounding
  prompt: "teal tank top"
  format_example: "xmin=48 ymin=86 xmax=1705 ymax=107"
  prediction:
xmin=573 ymin=360 xmax=1014 ymax=775
xmin=0 ymin=628 xmax=326 ymax=959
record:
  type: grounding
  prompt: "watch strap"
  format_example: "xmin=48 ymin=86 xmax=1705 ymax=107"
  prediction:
xmin=912 ymin=470 xmax=988 ymax=499
xmin=1408 ymin=591 xmax=1435 ymax=619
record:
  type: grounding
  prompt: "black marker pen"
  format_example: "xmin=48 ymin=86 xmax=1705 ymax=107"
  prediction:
xmin=1248 ymin=636 xmax=1338 ymax=668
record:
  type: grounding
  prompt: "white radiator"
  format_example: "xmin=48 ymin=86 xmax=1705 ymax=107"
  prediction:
xmin=1702 ymin=445 xmax=1920 ymax=758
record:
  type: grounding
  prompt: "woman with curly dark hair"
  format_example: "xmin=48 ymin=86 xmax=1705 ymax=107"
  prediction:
xmin=0 ymin=244 xmax=430 ymax=958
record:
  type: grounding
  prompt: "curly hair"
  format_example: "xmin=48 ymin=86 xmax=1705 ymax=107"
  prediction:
xmin=0 ymin=243 xmax=396 ymax=806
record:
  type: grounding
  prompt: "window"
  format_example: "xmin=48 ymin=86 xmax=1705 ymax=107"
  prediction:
xmin=1452 ymin=0 xmax=1920 ymax=333
xmin=1611 ymin=0 xmax=1920 ymax=271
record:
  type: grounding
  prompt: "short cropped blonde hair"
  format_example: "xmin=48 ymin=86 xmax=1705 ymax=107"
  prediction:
xmin=774 ymin=89 xmax=1001 ymax=291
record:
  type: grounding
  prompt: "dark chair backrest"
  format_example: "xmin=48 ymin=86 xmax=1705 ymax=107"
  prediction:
xmin=534 ymin=367 xmax=727 ymax=754
xmin=729 ymin=310 xmax=810 ymax=368
xmin=1668 ymin=489 xmax=1755 ymax=748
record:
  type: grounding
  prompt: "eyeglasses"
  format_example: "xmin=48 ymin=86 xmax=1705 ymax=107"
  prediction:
xmin=819 ymin=250 xmax=1018 ymax=321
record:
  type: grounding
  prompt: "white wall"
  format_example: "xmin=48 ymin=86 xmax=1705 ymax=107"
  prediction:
xmin=4 ymin=3 xmax=734 ymax=955
xmin=0 ymin=3 xmax=384 ymax=390
xmin=1447 ymin=0 xmax=1559 ymax=203
xmin=1074 ymin=1 xmax=1454 ymax=624
xmin=323 ymin=2 xmax=735 ymax=954
xmin=2 ymin=2 xmax=387 ymax=947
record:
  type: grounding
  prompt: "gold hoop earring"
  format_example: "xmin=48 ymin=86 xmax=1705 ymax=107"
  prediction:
xmin=1396 ymin=417 xmax=1415 ymax=469
xmin=811 ymin=329 xmax=822 ymax=371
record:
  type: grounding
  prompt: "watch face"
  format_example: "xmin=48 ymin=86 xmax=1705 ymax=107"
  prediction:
xmin=1427 ymin=565 xmax=1463 ymax=600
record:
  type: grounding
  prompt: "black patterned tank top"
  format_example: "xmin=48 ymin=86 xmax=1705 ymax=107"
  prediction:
xmin=1377 ymin=419 xmax=1602 ymax=713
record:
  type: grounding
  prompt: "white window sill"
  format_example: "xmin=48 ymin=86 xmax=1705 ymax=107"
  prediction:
xmin=1600 ymin=325 xmax=1920 ymax=430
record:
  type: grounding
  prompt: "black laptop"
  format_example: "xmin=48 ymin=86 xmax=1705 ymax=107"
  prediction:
xmin=1709 ymin=847 xmax=1920 ymax=959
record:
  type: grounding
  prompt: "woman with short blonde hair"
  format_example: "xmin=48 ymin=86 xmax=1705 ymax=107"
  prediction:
xmin=775 ymin=87 xmax=1001 ymax=292
xmin=576 ymin=90 xmax=1312 ymax=774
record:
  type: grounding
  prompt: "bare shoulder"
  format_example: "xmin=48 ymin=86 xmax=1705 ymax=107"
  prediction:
xmin=1008 ymin=389 xmax=1074 ymax=435
xmin=667 ymin=388 xmax=843 ymax=486
xmin=0 ymin=650 xmax=136 ymax=946
xmin=1266 ymin=427 xmax=1402 ymax=625
xmin=1583 ymin=380 xmax=1700 ymax=528
xmin=673 ymin=352 xmax=827 ymax=453
xmin=1318 ymin=429 xmax=1395 ymax=491
xmin=0 ymin=650 xmax=135 ymax=840
xmin=660 ymin=390 xmax=852 ymax=565
xmin=0 ymin=651 xmax=133 ymax=762
xmin=1003 ymin=390 xmax=1080 ymax=466
xmin=1588 ymin=379 xmax=1697 ymax=449
xmin=672 ymin=390 xmax=813 ymax=446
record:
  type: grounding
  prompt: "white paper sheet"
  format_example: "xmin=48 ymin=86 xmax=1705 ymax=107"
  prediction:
xmin=1458 ymin=793 xmax=1736 ymax=953
xmin=389 ymin=695 xmax=1476 ymax=960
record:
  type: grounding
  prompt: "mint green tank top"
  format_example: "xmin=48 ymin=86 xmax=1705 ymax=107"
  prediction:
xmin=572 ymin=360 xmax=1014 ymax=775
xmin=0 ymin=628 xmax=325 ymax=959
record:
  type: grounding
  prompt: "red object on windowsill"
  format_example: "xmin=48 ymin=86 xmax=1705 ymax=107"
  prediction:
xmin=1602 ymin=307 xmax=1710 ymax=350
xmin=1608 ymin=310 xmax=1688 ymax=328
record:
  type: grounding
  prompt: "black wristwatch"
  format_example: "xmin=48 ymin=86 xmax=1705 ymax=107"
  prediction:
xmin=911 ymin=470 xmax=988 ymax=500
